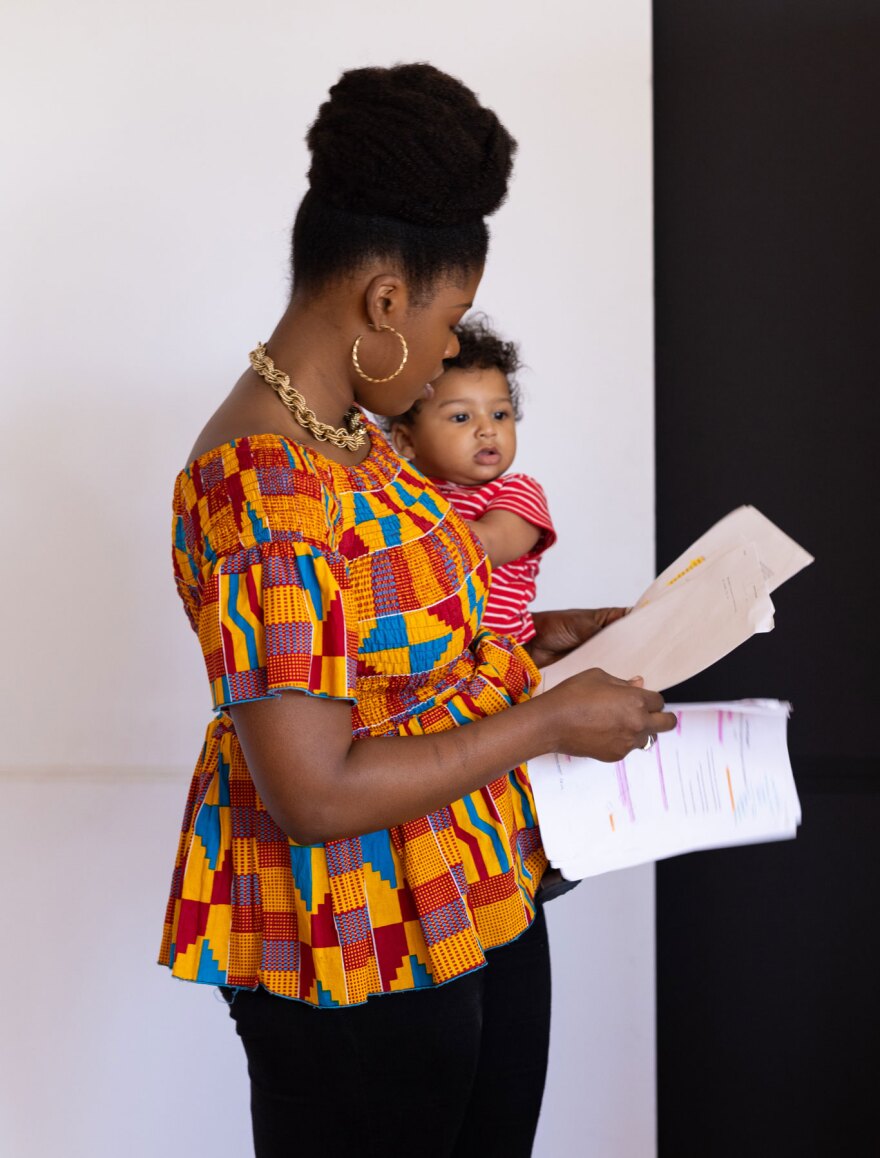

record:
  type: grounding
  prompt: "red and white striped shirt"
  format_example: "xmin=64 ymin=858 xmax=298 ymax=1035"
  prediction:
xmin=431 ymin=473 xmax=556 ymax=644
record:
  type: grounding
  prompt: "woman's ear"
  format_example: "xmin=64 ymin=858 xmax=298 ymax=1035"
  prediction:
xmin=390 ymin=422 xmax=416 ymax=461
xmin=364 ymin=272 xmax=408 ymax=328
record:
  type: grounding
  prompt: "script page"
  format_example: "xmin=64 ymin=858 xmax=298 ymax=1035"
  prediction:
xmin=529 ymin=701 xmax=800 ymax=880
xmin=540 ymin=542 xmax=773 ymax=693
xmin=538 ymin=506 xmax=813 ymax=694
xmin=636 ymin=504 xmax=814 ymax=608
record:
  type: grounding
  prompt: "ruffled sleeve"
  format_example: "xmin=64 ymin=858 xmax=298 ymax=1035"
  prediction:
xmin=199 ymin=539 xmax=359 ymax=710
xmin=173 ymin=436 xmax=359 ymax=711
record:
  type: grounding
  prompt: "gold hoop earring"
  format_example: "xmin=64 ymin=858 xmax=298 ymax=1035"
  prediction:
xmin=351 ymin=324 xmax=409 ymax=384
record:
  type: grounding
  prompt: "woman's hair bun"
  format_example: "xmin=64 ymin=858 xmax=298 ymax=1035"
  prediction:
xmin=305 ymin=63 xmax=516 ymax=227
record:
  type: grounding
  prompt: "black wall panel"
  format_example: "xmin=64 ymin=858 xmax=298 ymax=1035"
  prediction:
xmin=653 ymin=2 xmax=880 ymax=1153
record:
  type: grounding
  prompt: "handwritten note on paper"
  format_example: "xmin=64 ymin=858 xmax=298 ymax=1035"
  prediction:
xmin=539 ymin=506 xmax=813 ymax=695
xmin=528 ymin=700 xmax=800 ymax=881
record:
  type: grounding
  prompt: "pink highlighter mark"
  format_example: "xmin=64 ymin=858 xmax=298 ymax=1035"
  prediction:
xmin=616 ymin=762 xmax=636 ymax=822
xmin=718 ymin=711 xmax=724 ymax=743
xmin=676 ymin=712 xmax=683 ymax=735
xmin=655 ymin=742 xmax=669 ymax=811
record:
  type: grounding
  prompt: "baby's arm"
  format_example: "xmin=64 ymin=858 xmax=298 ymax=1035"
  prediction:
xmin=463 ymin=473 xmax=555 ymax=568
xmin=466 ymin=509 xmax=542 ymax=567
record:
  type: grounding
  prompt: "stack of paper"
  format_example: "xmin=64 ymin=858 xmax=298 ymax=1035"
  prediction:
xmin=529 ymin=700 xmax=800 ymax=880
xmin=528 ymin=507 xmax=812 ymax=878
xmin=540 ymin=506 xmax=814 ymax=695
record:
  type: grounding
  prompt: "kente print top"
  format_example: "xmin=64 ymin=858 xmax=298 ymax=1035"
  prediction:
xmin=159 ymin=421 xmax=548 ymax=1007
xmin=430 ymin=473 xmax=557 ymax=644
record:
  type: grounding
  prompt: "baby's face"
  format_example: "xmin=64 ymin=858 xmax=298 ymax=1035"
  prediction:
xmin=392 ymin=366 xmax=517 ymax=486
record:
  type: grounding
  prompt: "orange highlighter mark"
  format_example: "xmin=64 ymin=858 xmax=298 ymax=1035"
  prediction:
xmin=609 ymin=813 xmax=616 ymax=833
xmin=726 ymin=766 xmax=735 ymax=814
xmin=665 ymin=555 xmax=706 ymax=587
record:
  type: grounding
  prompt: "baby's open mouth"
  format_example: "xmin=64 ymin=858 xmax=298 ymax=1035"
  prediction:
xmin=474 ymin=447 xmax=500 ymax=464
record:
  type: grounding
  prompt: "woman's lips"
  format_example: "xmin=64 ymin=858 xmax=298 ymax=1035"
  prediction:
xmin=423 ymin=382 xmax=435 ymax=399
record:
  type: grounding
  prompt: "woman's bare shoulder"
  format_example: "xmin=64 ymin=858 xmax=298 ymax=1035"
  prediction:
xmin=184 ymin=375 xmax=288 ymax=467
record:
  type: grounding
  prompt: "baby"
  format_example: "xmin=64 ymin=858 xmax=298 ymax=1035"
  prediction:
xmin=390 ymin=316 xmax=555 ymax=646
xmin=392 ymin=321 xmax=579 ymax=903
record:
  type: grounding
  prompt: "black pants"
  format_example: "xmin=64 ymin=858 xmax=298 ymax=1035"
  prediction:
xmin=224 ymin=903 xmax=551 ymax=1158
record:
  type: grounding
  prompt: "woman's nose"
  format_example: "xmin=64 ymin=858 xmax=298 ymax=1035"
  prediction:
xmin=444 ymin=332 xmax=461 ymax=361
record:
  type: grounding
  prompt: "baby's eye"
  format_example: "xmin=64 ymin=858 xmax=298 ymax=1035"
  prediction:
xmin=493 ymin=410 xmax=511 ymax=421
xmin=450 ymin=413 xmax=470 ymax=424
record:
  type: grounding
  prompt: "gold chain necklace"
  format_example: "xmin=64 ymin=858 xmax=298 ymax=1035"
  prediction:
xmin=249 ymin=342 xmax=367 ymax=451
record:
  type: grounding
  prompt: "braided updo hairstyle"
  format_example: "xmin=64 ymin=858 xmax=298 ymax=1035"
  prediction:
xmin=291 ymin=63 xmax=517 ymax=300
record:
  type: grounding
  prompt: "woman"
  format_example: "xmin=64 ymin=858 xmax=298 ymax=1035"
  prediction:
xmin=161 ymin=63 xmax=674 ymax=1157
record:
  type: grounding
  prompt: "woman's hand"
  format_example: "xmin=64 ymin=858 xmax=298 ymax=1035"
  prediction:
xmin=526 ymin=607 xmax=628 ymax=669
xmin=542 ymin=667 xmax=677 ymax=762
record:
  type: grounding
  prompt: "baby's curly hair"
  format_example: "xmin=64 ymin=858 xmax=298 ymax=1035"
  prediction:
xmin=388 ymin=314 xmax=523 ymax=428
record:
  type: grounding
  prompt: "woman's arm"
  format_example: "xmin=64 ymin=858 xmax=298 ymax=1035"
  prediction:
xmin=229 ymin=667 xmax=674 ymax=845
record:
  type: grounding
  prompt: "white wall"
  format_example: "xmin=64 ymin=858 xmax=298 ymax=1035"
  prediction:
xmin=0 ymin=2 xmax=655 ymax=1155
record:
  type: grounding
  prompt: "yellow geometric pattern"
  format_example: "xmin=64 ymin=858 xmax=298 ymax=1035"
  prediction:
xmin=160 ymin=425 xmax=547 ymax=1006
